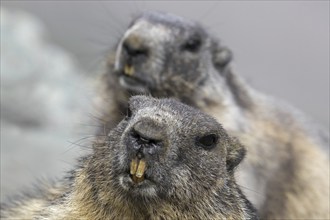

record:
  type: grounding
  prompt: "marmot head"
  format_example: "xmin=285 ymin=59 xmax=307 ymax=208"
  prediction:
xmin=112 ymin=11 xmax=232 ymax=100
xmin=92 ymin=96 xmax=245 ymax=205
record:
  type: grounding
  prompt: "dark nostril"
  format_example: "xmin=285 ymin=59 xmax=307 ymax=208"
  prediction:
xmin=130 ymin=130 xmax=160 ymax=156
xmin=129 ymin=119 xmax=167 ymax=156
xmin=139 ymin=136 xmax=151 ymax=144
xmin=123 ymin=41 xmax=148 ymax=58
xmin=131 ymin=129 xmax=159 ymax=146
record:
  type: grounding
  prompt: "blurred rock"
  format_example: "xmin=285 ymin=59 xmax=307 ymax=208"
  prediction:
xmin=1 ymin=8 xmax=95 ymax=201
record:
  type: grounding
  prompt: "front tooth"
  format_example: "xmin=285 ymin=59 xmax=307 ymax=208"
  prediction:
xmin=124 ymin=65 xmax=134 ymax=76
xmin=130 ymin=158 xmax=138 ymax=175
xmin=136 ymin=159 xmax=146 ymax=178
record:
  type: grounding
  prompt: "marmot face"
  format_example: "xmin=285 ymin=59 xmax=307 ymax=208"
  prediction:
xmin=0 ymin=96 xmax=256 ymax=219
xmin=113 ymin=11 xmax=231 ymax=99
xmin=95 ymin=96 xmax=245 ymax=204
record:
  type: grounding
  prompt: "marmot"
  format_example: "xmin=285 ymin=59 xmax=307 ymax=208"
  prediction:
xmin=98 ymin=11 xmax=330 ymax=219
xmin=1 ymin=96 xmax=258 ymax=220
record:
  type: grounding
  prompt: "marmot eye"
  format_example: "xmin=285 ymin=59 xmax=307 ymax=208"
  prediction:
xmin=182 ymin=36 xmax=202 ymax=52
xmin=197 ymin=134 xmax=218 ymax=150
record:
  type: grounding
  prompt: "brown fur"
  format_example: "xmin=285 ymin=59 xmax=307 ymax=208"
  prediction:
xmin=1 ymin=96 xmax=258 ymax=219
xmin=97 ymin=11 xmax=329 ymax=219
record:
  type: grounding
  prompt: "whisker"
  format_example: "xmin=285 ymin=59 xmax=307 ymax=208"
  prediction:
xmin=60 ymin=136 xmax=101 ymax=155
xmin=197 ymin=1 xmax=219 ymax=23
xmin=98 ymin=1 xmax=127 ymax=35
xmin=57 ymin=159 xmax=76 ymax=167
xmin=237 ymin=184 xmax=264 ymax=197
xmin=75 ymin=123 xmax=103 ymax=128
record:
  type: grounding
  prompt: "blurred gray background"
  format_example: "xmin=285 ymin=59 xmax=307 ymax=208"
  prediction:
xmin=1 ymin=1 xmax=329 ymax=201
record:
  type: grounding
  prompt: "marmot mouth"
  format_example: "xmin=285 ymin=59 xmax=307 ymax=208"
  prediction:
xmin=119 ymin=75 xmax=148 ymax=94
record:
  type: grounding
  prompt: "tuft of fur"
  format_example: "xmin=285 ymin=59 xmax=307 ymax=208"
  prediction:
xmin=98 ymin=11 xmax=330 ymax=219
xmin=1 ymin=96 xmax=258 ymax=220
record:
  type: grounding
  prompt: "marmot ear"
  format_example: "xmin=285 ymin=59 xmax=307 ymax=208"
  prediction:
xmin=226 ymin=137 xmax=246 ymax=172
xmin=211 ymin=40 xmax=233 ymax=72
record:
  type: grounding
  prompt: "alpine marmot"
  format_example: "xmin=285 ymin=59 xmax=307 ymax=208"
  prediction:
xmin=1 ymin=96 xmax=258 ymax=220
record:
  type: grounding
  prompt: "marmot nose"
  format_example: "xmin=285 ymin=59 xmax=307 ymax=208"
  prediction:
xmin=129 ymin=119 xmax=166 ymax=156
xmin=122 ymin=36 xmax=148 ymax=60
